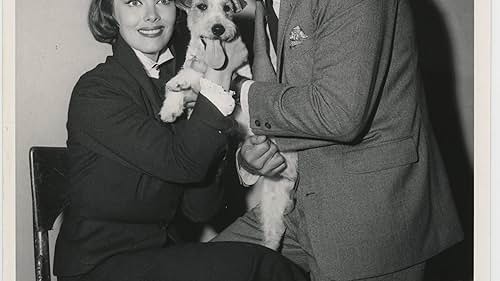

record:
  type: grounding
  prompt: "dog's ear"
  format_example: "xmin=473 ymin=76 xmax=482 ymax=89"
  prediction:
xmin=175 ymin=0 xmax=192 ymax=12
xmin=231 ymin=0 xmax=247 ymax=13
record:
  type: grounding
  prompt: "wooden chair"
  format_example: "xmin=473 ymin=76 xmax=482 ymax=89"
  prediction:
xmin=29 ymin=147 xmax=69 ymax=281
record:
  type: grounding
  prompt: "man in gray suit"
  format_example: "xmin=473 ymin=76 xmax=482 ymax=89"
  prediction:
xmin=215 ymin=0 xmax=464 ymax=280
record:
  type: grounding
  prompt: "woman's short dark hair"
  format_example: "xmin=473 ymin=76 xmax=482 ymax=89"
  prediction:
xmin=88 ymin=0 xmax=119 ymax=44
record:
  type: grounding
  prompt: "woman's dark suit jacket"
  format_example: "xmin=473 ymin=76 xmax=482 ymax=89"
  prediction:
xmin=54 ymin=28 xmax=236 ymax=276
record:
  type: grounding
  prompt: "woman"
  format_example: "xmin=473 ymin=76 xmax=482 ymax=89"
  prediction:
xmin=53 ymin=0 xmax=309 ymax=280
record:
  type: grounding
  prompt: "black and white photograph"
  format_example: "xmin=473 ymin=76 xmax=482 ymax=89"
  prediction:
xmin=2 ymin=0 xmax=495 ymax=280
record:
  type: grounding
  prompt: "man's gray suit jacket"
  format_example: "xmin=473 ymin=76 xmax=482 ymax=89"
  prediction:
xmin=247 ymin=0 xmax=464 ymax=279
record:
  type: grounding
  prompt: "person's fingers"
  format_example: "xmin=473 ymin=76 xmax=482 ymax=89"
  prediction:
xmin=260 ymin=152 xmax=286 ymax=175
xmin=241 ymin=136 xmax=268 ymax=161
xmin=259 ymin=141 xmax=278 ymax=160
xmin=231 ymin=0 xmax=247 ymax=12
xmin=249 ymin=135 xmax=268 ymax=145
xmin=249 ymin=141 xmax=278 ymax=169
xmin=265 ymin=159 xmax=287 ymax=177
xmin=242 ymin=139 xmax=271 ymax=164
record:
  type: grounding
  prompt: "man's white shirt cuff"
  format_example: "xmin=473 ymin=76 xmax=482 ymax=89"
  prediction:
xmin=235 ymin=80 xmax=254 ymax=135
xmin=235 ymin=80 xmax=260 ymax=186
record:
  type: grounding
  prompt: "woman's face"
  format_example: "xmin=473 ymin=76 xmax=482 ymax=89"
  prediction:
xmin=113 ymin=0 xmax=176 ymax=61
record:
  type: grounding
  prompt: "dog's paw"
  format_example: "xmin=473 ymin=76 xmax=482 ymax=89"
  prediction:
xmin=166 ymin=77 xmax=191 ymax=91
xmin=159 ymin=107 xmax=180 ymax=123
xmin=159 ymin=91 xmax=185 ymax=123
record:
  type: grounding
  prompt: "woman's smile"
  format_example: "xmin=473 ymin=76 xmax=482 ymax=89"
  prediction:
xmin=138 ymin=26 xmax=164 ymax=37
xmin=113 ymin=0 xmax=176 ymax=61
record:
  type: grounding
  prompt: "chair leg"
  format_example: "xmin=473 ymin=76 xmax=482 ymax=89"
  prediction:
xmin=33 ymin=230 xmax=52 ymax=281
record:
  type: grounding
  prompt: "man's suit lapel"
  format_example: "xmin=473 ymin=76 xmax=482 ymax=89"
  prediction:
xmin=276 ymin=0 xmax=301 ymax=80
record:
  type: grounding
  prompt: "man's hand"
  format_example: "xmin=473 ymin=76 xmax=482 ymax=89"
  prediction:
xmin=238 ymin=135 xmax=287 ymax=177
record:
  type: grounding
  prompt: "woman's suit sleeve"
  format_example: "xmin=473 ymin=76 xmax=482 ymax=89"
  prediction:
xmin=68 ymin=75 xmax=235 ymax=184
xmin=180 ymin=170 xmax=225 ymax=222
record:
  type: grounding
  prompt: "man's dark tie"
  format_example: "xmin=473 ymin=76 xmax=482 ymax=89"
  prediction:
xmin=253 ymin=0 xmax=277 ymax=82
xmin=265 ymin=0 xmax=279 ymax=53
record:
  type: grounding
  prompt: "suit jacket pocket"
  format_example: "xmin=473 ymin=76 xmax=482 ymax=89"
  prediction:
xmin=284 ymin=38 xmax=315 ymax=83
xmin=344 ymin=137 xmax=418 ymax=174
xmin=287 ymin=37 xmax=315 ymax=64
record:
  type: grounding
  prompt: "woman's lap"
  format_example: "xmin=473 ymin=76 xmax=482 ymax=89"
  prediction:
xmin=58 ymin=241 xmax=309 ymax=281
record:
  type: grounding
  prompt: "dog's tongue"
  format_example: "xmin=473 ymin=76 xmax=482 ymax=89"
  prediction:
xmin=203 ymin=39 xmax=226 ymax=70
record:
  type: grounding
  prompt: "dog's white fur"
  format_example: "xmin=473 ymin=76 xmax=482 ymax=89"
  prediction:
xmin=158 ymin=0 xmax=298 ymax=250
xmin=255 ymin=150 xmax=297 ymax=249
xmin=159 ymin=0 xmax=237 ymax=122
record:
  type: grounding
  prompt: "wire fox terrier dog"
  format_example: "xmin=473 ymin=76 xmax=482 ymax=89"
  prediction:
xmin=159 ymin=0 xmax=297 ymax=250
xmin=159 ymin=0 xmax=243 ymax=122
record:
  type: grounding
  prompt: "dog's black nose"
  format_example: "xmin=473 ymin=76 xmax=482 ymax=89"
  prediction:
xmin=212 ymin=24 xmax=225 ymax=36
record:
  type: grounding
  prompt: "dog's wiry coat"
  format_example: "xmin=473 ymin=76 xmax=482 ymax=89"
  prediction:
xmin=159 ymin=0 xmax=298 ymax=250
xmin=159 ymin=0 xmax=237 ymax=122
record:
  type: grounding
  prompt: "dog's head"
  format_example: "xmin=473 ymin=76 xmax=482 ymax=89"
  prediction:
xmin=176 ymin=0 xmax=247 ymax=41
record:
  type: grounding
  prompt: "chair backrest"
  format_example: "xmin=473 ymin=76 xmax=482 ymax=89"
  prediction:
xmin=29 ymin=146 xmax=69 ymax=281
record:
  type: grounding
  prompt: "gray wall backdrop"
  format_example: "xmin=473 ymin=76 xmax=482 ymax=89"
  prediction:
xmin=16 ymin=1 xmax=110 ymax=280
xmin=16 ymin=0 xmax=473 ymax=280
